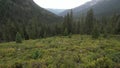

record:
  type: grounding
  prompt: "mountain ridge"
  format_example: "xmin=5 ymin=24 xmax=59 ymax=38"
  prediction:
xmin=59 ymin=0 xmax=120 ymax=17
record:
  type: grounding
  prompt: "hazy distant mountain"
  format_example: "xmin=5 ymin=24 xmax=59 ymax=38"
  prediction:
xmin=46 ymin=8 xmax=66 ymax=15
xmin=59 ymin=1 xmax=93 ymax=16
xmin=59 ymin=0 xmax=120 ymax=17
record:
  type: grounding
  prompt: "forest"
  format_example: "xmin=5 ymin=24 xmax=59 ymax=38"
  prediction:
xmin=0 ymin=0 xmax=120 ymax=68
xmin=0 ymin=9 xmax=120 ymax=68
xmin=0 ymin=9 xmax=120 ymax=42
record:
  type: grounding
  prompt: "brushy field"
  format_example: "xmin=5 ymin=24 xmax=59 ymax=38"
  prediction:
xmin=0 ymin=35 xmax=120 ymax=68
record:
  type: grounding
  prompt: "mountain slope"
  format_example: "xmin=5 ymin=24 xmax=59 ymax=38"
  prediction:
xmin=59 ymin=1 xmax=93 ymax=16
xmin=0 ymin=0 xmax=62 ymax=24
xmin=92 ymin=0 xmax=120 ymax=16
xmin=0 ymin=0 xmax=62 ymax=42
xmin=59 ymin=0 xmax=120 ymax=17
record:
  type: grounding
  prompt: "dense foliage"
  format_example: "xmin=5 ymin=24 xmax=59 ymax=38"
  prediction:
xmin=15 ymin=32 xmax=22 ymax=43
xmin=0 ymin=0 xmax=62 ymax=42
xmin=0 ymin=0 xmax=120 ymax=43
xmin=0 ymin=7 xmax=120 ymax=42
xmin=0 ymin=0 xmax=120 ymax=68
xmin=0 ymin=35 xmax=120 ymax=68
xmin=57 ymin=9 xmax=120 ymax=39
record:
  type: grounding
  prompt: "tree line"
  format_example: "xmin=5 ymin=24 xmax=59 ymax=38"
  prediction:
xmin=0 ymin=9 xmax=120 ymax=42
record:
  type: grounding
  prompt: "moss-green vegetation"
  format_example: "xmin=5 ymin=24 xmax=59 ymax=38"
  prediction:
xmin=16 ymin=32 xmax=22 ymax=43
xmin=0 ymin=35 xmax=120 ymax=68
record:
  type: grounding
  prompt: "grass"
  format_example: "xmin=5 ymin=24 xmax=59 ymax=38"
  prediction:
xmin=0 ymin=35 xmax=120 ymax=68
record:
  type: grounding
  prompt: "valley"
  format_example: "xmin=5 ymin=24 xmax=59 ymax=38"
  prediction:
xmin=0 ymin=0 xmax=120 ymax=68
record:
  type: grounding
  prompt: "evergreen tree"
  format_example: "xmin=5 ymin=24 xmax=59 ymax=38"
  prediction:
xmin=63 ymin=28 xmax=68 ymax=36
xmin=16 ymin=32 xmax=22 ymax=43
xmin=85 ymin=9 xmax=94 ymax=34
xmin=69 ymin=10 xmax=73 ymax=33
xmin=62 ymin=10 xmax=73 ymax=35
xmin=103 ymin=29 xmax=109 ymax=38
xmin=92 ymin=24 xmax=100 ymax=39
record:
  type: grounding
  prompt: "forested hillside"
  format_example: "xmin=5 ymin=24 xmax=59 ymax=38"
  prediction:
xmin=0 ymin=0 xmax=120 ymax=43
xmin=0 ymin=0 xmax=62 ymax=42
xmin=0 ymin=0 xmax=120 ymax=68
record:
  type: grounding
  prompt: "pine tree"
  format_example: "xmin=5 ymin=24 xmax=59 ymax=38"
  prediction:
xmin=103 ymin=29 xmax=109 ymax=38
xmin=85 ymin=9 xmax=94 ymax=34
xmin=16 ymin=32 xmax=22 ymax=43
xmin=63 ymin=28 xmax=68 ymax=36
xmin=92 ymin=24 xmax=100 ymax=39
xmin=62 ymin=10 xmax=73 ymax=35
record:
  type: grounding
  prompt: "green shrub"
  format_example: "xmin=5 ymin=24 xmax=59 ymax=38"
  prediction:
xmin=16 ymin=32 xmax=22 ymax=43
xmin=92 ymin=27 xmax=100 ymax=39
xmin=91 ymin=24 xmax=100 ymax=39
xmin=63 ymin=28 xmax=68 ymax=36
xmin=86 ymin=57 xmax=114 ymax=68
xmin=96 ymin=57 xmax=114 ymax=68
xmin=32 ymin=50 xmax=42 ymax=59
xmin=111 ymin=52 xmax=120 ymax=63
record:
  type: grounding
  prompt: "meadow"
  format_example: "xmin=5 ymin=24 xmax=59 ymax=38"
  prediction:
xmin=0 ymin=35 xmax=120 ymax=68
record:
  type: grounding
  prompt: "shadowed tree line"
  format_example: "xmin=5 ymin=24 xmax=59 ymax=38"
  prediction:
xmin=0 ymin=9 xmax=120 ymax=42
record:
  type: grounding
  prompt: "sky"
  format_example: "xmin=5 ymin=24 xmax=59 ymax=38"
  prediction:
xmin=33 ymin=0 xmax=91 ymax=9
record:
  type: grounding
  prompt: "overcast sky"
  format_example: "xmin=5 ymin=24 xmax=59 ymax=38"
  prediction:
xmin=33 ymin=0 xmax=91 ymax=9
